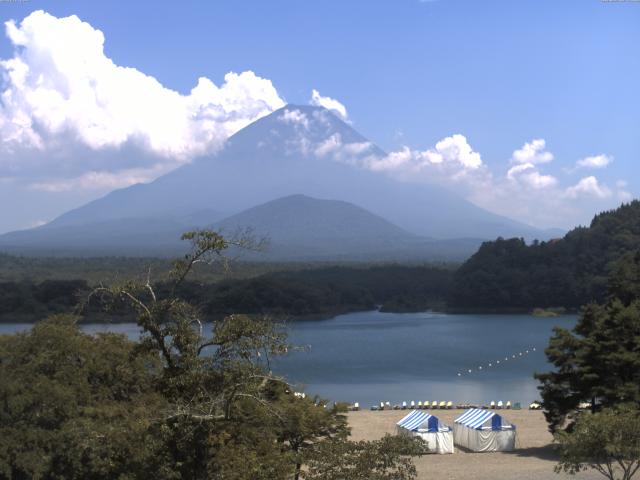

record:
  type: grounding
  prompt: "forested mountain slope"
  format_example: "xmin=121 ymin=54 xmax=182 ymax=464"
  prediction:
xmin=449 ymin=201 xmax=640 ymax=310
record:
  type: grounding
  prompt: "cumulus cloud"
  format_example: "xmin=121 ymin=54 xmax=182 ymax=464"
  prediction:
xmin=511 ymin=138 xmax=554 ymax=165
xmin=504 ymin=140 xmax=558 ymax=190
xmin=0 ymin=10 xmax=285 ymax=188
xmin=507 ymin=163 xmax=558 ymax=189
xmin=575 ymin=154 xmax=613 ymax=169
xmin=346 ymin=135 xmax=624 ymax=228
xmin=365 ymin=134 xmax=483 ymax=175
xmin=564 ymin=176 xmax=612 ymax=199
xmin=310 ymin=133 xmax=490 ymax=197
xmin=310 ymin=89 xmax=349 ymax=121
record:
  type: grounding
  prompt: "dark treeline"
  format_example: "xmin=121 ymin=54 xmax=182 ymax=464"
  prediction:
xmin=0 ymin=254 xmax=322 ymax=284
xmin=449 ymin=200 xmax=640 ymax=311
xmin=0 ymin=279 xmax=89 ymax=320
xmin=0 ymin=265 xmax=454 ymax=322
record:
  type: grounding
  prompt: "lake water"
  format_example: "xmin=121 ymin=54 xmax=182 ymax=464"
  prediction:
xmin=0 ymin=310 xmax=576 ymax=407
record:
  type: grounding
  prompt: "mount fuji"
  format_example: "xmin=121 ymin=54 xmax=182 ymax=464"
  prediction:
xmin=0 ymin=105 xmax=560 ymax=259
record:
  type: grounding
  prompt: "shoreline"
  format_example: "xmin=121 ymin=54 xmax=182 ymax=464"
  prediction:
xmin=0 ymin=308 xmax=579 ymax=325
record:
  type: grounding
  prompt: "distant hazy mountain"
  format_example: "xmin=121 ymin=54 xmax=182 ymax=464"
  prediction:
xmin=0 ymin=209 xmax=224 ymax=256
xmin=211 ymin=194 xmax=482 ymax=261
xmin=0 ymin=104 xmax=560 ymax=258
xmin=0 ymin=194 xmax=482 ymax=260
xmin=215 ymin=194 xmax=411 ymax=246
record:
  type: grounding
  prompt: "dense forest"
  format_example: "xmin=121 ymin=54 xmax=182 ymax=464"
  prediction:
xmin=449 ymin=201 xmax=640 ymax=311
xmin=0 ymin=254 xmax=319 ymax=283
xmin=0 ymin=265 xmax=454 ymax=322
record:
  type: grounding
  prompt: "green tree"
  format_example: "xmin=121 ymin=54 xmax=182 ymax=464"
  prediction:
xmin=0 ymin=315 xmax=166 ymax=480
xmin=302 ymin=434 xmax=428 ymax=480
xmin=272 ymin=393 xmax=348 ymax=480
xmin=555 ymin=406 xmax=640 ymax=480
xmin=536 ymin=250 xmax=640 ymax=432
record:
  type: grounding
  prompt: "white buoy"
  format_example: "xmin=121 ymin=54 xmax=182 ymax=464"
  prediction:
xmin=497 ymin=360 xmax=500 ymax=364
xmin=478 ymin=366 xmax=482 ymax=370
xmin=489 ymin=363 xmax=492 ymax=367
xmin=468 ymin=369 xmax=472 ymax=373
xmin=457 ymin=372 xmax=461 ymax=376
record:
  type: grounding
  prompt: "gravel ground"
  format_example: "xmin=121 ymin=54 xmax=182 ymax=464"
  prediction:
xmin=347 ymin=409 xmax=602 ymax=480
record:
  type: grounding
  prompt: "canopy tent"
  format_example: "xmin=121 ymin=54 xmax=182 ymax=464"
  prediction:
xmin=396 ymin=410 xmax=454 ymax=454
xmin=453 ymin=408 xmax=516 ymax=452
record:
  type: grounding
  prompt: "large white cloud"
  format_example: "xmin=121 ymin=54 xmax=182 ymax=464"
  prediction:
xmin=0 ymin=10 xmax=285 ymax=186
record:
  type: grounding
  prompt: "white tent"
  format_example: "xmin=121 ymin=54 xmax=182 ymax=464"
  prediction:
xmin=396 ymin=410 xmax=454 ymax=454
xmin=453 ymin=408 xmax=516 ymax=452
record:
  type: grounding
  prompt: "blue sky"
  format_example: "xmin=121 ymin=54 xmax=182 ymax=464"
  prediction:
xmin=0 ymin=0 xmax=638 ymax=233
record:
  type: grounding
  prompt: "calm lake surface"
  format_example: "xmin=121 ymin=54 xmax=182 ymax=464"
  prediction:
xmin=0 ymin=311 xmax=576 ymax=407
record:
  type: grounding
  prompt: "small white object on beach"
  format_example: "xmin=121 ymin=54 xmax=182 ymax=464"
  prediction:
xmin=478 ymin=366 xmax=482 ymax=370
xmin=488 ymin=363 xmax=492 ymax=367
xmin=468 ymin=369 xmax=472 ymax=373
xmin=457 ymin=372 xmax=461 ymax=376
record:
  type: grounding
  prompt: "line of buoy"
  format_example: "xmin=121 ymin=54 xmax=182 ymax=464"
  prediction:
xmin=456 ymin=346 xmax=537 ymax=377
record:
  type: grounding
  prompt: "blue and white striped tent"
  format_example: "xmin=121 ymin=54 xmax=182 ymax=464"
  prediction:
xmin=453 ymin=408 xmax=516 ymax=452
xmin=455 ymin=408 xmax=504 ymax=430
xmin=396 ymin=410 xmax=454 ymax=454
xmin=397 ymin=410 xmax=442 ymax=432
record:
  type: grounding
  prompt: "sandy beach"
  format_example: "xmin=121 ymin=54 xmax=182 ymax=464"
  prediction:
xmin=347 ymin=409 xmax=601 ymax=480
